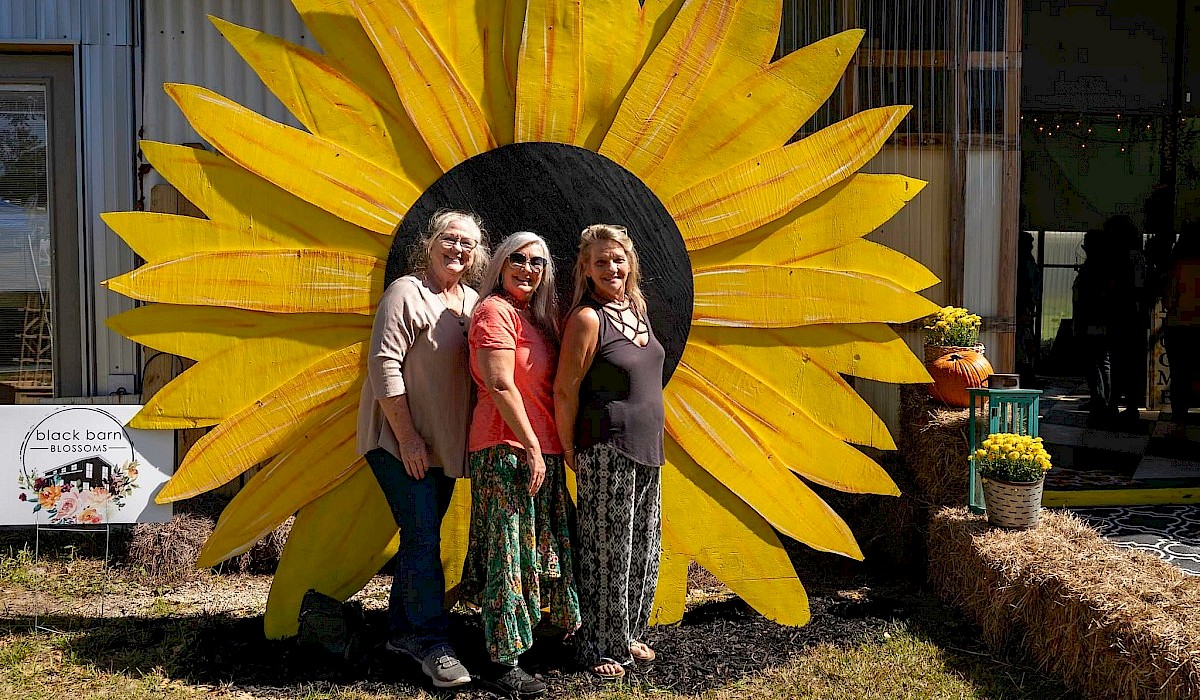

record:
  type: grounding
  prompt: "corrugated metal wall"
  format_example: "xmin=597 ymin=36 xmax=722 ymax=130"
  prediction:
xmin=0 ymin=0 xmax=138 ymax=398
xmin=141 ymin=0 xmax=318 ymax=187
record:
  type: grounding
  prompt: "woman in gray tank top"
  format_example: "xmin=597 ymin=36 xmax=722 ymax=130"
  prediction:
xmin=554 ymin=224 xmax=666 ymax=678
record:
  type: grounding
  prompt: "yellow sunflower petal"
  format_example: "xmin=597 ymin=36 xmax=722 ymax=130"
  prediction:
xmin=141 ymin=141 xmax=387 ymax=255
xmin=516 ymin=0 xmax=583 ymax=144
xmin=667 ymin=107 xmax=910 ymax=250
xmin=649 ymin=540 xmax=689 ymax=624
xmin=685 ymin=174 xmax=924 ymax=259
xmin=692 ymin=324 xmax=931 ymax=386
xmin=685 ymin=338 xmax=894 ymax=451
xmin=406 ymin=0 xmax=521 ymax=144
xmin=265 ymin=467 xmax=398 ymax=639
xmin=598 ymin=0 xmax=737 ymax=176
xmin=664 ymin=367 xmax=861 ymax=559
xmin=131 ymin=327 xmax=367 ymax=429
xmin=578 ymin=0 xmax=685 ymax=149
xmin=621 ymin=0 xmax=777 ymax=187
xmin=156 ymin=344 xmax=364 ymax=503
xmin=676 ymin=345 xmax=902 ymax=492
xmin=101 ymin=212 xmax=387 ymax=261
xmin=440 ymin=482 xmax=472 ymax=592
xmin=692 ymin=265 xmax=940 ymax=328
xmin=657 ymin=30 xmax=864 ymax=195
xmin=694 ymin=233 xmax=938 ymax=294
xmin=662 ymin=437 xmax=809 ymax=625
xmin=210 ymin=15 xmax=441 ymax=187
xmin=103 ymin=250 xmax=384 ymax=315
xmin=780 ymin=239 xmax=940 ymax=292
xmin=198 ymin=400 xmax=361 ymax=567
xmin=292 ymin=0 xmax=412 ymax=122
xmin=348 ymin=0 xmax=496 ymax=169
xmin=164 ymin=84 xmax=413 ymax=234
xmin=105 ymin=305 xmax=371 ymax=362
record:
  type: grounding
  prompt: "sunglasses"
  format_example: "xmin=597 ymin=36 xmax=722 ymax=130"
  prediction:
xmin=507 ymin=251 xmax=548 ymax=272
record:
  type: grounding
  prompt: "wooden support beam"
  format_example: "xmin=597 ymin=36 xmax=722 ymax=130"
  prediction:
xmin=994 ymin=0 xmax=1023 ymax=373
xmin=146 ymin=183 xmax=207 ymax=470
xmin=947 ymin=2 xmax=969 ymax=308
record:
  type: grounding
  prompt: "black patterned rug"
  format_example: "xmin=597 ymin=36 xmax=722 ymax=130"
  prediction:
xmin=1068 ymin=505 xmax=1200 ymax=575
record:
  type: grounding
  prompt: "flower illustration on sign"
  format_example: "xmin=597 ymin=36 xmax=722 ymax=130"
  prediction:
xmin=17 ymin=459 xmax=141 ymax=525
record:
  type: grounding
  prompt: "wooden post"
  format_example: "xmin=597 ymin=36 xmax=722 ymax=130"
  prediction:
xmin=146 ymin=183 xmax=207 ymax=471
xmin=993 ymin=0 xmax=1023 ymax=373
xmin=947 ymin=1 xmax=969 ymax=308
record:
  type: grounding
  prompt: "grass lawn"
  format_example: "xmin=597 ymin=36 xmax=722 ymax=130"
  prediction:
xmin=0 ymin=547 xmax=1074 ymax=700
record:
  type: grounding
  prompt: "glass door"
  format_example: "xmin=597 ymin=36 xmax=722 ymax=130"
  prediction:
xmin=0 ymin=55 xmax=80 ymax=402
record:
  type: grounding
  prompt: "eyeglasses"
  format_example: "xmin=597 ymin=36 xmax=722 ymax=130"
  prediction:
xmin=438 ymin=235 xmax=478 ymax=251
xmin=507 ymin=251 xmax=548 ymax=272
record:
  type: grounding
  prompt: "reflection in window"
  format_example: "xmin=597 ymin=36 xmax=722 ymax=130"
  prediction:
xmin=0 ymin=86 xmax=52 ymax=396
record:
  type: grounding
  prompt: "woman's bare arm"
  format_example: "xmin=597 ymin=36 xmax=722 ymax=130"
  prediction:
xmin=477 ymin=346 xmax=546 ymax=494
xmin=553 ymin=308 xmax=599 ymax=470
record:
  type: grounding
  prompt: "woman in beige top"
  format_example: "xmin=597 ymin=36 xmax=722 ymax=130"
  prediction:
xmin=357 ymin=210 xmax=489 ymax=688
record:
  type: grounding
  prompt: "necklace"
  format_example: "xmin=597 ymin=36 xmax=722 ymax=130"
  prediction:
xmin=429 ymin=275 xmax=468 ymax=337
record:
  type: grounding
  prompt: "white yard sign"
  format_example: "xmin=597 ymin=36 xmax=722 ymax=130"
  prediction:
xmin=1 ymin=405 xmax=173 ymax=525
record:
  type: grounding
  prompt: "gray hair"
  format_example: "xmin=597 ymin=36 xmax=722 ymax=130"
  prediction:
xmin=478 ymin=231 xmax=559 ymax=338
xmin=408 ymin=209 xmax=490 ymax=286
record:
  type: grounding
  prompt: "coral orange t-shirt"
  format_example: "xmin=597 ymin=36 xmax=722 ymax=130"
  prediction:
xmin=467 ymin=295 xmax=563 ymax=455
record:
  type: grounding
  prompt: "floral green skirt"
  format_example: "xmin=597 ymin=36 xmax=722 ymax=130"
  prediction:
xmin=460 ymin=444 xmax=581 ymax=664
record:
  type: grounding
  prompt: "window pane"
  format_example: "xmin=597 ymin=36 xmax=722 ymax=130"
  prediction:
xmin=0 ymin=85 xmax=52 ymax=396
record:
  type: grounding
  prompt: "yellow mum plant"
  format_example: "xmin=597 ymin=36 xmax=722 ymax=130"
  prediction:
xmin=923 ymin=305 xmax=982 ymax=347
xmin=972 ymin=433 xmax=1052 ymax=483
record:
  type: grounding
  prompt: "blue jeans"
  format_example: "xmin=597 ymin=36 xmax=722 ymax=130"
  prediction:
xmin=366 ymin=448 xmax=456 ymax=651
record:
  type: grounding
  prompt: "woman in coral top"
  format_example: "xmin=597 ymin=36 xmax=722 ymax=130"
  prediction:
xmin=460 ymin=231 xmax=580 ymax=698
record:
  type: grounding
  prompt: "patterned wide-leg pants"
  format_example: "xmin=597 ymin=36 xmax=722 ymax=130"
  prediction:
xmin=574 ymin=442 xmax=662 ymax=666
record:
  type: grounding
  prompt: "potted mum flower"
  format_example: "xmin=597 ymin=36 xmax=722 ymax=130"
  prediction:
xmin=922 ymin=306 xmax=984 ymax=365
xmin=972 ymin=433 xmax=1052 ymax=529
xmin=923 ymin=306 xmax=993 ymax=407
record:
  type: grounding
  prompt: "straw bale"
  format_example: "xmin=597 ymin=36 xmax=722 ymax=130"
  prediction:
xmin=232 ymin=516 xmax=293 ymax=574
xmin=928 ymin=507 xmax=1200 ymax=700
xmin=127 ymin=512 xmax=213 ymax=584
xmin=897 ymin=384 xmax=984 ymax=509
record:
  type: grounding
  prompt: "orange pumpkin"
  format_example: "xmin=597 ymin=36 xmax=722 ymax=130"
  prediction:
xmin=928 ymin=350 xmax=993 ymax=407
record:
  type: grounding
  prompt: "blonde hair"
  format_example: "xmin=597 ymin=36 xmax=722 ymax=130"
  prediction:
xmin=408 ymin=209 xmax=490 ymax=286
xmin=478 ymin=231 xmax=560 ymax=338
xmin=570 ymin=224 xmax=647 ymax=317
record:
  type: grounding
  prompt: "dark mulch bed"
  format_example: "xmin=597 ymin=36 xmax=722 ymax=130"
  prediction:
xmin=2 ymin=581 xmax=938 ymax=698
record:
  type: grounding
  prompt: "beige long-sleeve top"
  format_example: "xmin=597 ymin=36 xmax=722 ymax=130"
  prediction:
xmin=357 ymin=275 xmax=480 ymax=477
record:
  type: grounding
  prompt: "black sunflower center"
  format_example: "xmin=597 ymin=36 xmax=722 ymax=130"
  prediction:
xmin=388 ymin=142 xmax=692 ymax=382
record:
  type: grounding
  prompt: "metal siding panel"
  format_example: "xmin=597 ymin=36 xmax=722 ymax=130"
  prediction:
xmin=55 ymin=0 xmax=82 ymax=41
xmin=142 ymin=0 xmax=319 ymax=186
xmin=964 ymin=150 xmax=1003 ymax=317
xmin=82 ymin=0 xmax=132 ymax=46
xmin=0 ymin=0 xmax=131 ymax=43
xmin=0 ymin=0 xmax=42 ymax=39
xmin=864 ymin=146 xmax=952 ymax=306
xmin=79 ymin=44 xmax=137 ymax=391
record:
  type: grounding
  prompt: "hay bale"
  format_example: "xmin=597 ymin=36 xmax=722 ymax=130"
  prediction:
xmin=929 ymin=507 xmax=1200 ymax=700
xmin=232 ymin=516 xmax=293 ymax=574
xmin=897 ymin=384 xmax=984 ymax=509
xmin=127 ymin=512 xmax=214 ymax=584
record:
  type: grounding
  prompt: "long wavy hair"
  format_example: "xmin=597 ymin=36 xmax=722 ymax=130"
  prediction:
xmin=570 ymin=224 xmax=647 ymax=317
xmin=407 ymin=209 xmax=490 ymax=286
xmin=478 ymin=231 xmax=559 ymax=338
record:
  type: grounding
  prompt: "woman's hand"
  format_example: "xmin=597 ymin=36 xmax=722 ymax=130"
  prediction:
xmin=398 ymin=435 xmax=431 ymax=480
xmin=563 ymin=449 xmax=576 ymax=472
xmin=528 ymin=450 xmax=547 ymax=495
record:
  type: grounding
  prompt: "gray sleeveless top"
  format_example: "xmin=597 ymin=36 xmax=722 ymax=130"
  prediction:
xmin=574 ymin=297 xmax=666 ymax=466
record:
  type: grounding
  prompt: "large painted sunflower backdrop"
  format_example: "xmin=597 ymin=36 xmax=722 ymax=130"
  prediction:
xmin=102 ymin=0 xmax=940 ymax=638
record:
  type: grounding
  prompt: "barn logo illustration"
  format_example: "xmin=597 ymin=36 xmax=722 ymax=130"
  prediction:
xmin=16 ymin=407 xmax=140 ymax=525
